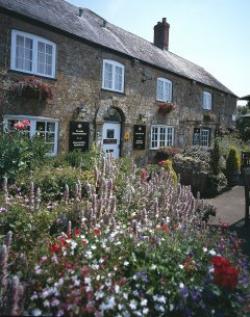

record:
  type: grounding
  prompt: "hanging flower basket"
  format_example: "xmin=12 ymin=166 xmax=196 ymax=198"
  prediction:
xmin=158 ymin=102 xmax=176 ymax=114
xmin=12 ymin=76 xmax=53 ymax=101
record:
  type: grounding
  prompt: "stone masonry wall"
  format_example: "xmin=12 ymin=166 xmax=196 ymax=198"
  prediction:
xmin=0 ymin=12 xmax=237 ymax=160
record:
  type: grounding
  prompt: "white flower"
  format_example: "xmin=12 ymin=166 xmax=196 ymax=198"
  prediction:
xmin=31 ymin=293 xmax=38 ymax=300
xmin=100 ymin=296 xmax=115 ymax=311
xmin=142 ymin=307 xmax=149 ymax=314
xmin=209 ymin=249 xmax=216 ymax=256
xmin=32 ymin=308 xmax=42 ymax=316
xmin=85 ymin=250 xmax=93 ymax=259
xmin=178 ymin=264 xmax=184 ymax=269
xmin=169 ymin=304 xmax=174 ymax=311
xmin=114 ymin=284 xmax=120 ymax=293
xmin=166 ymin=216 xmax=170 ymax=223
xmin=56 ymin=310 xmax=64 ymax=317
xmin=70 ymin=240 xmax=77 ymax=250
xmin=51 ymin=298 xmax=60 ymax=307
xmin=41 ymin=290 xmax=49 ymax=299
xmin=129 ymin=299 xmax=138 ymax=310
xmin=203 ymin=247 xmax=208 ymax=253
xmin=179 ymin=282 xmax=185 ymax=289
xmin=150 ymin=264 xmax=157 ymax=270
xmin=141 ymin=298 xmax=147 ymax=306
xmin=91 ymin=245 xmax=97 ymax=250
xmin=84 ymin=277 xmax=91 ymax=285
xmin=43 ymin=300 xmax=50 ymax=307
xmin=34 ymin=265 xmax=42 ymax=275
xmin=95 ymin=290 xmax=105 ymax=300
xmin=123 ymin=261 xmax=129 ymax=266
xmin=153 ymin=295 xmax=166 ymax=304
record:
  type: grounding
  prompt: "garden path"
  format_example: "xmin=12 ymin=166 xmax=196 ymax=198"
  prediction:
xmin=207 ymin=186 xmax=245 ymax=226
xmin=207 ymin=186 xmax=250 ymax=255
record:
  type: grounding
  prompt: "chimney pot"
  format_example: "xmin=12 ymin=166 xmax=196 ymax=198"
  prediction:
xmin=79 ymin=7 xmax=83 ymax=17
xmin=153 ymin=17 xmax=170 ymax=50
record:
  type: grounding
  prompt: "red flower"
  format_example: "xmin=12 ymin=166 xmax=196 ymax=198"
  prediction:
xmin=161 ymin=223 xmax=170 ymax=234
xmin=74 ymin=227 xmax=81 ymax=237
xmin=50 ymin=242 xmax=61 ymax=254
xmin=93 ymin=227 xmax=101 ymax=236
xmin=211 ymin=256 xmax=239 ymax=289
xmin=140 ymin=168 xmax=148 ymax=183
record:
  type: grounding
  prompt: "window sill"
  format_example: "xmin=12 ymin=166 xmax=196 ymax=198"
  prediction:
xmin=8 ymin=69 xmax=57 ymax=81
xmin=101 ymin=88 xmax=126 ymax=96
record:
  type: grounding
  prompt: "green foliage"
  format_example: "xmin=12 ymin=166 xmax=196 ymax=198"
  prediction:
xmin=205 ymin=173 xmax=228 ymax=197
xmin=237 ymin=116 xmax=250 ymax=141
xmin=226 ymin=147 xmax=241 ymax=186
xmin=0 ymin=131 xmax=49 ymax=182
xmin=16 ymin=166 xmax=94 ymax=201
xmin=210 ymin=139 xmax=221 ymax=175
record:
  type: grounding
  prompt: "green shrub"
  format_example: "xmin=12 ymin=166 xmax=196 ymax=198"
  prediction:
xmin=0 ymin=131 xmax=49 ymax=182
xmin=210 ymin=139 xmax=221 ymax=175
xmin=205 ymin=172 xmax=228 ymax=197
xmin=226 ymin=147 xmax=241 ymax=185
xmin=16 ymin=166 xmax=94 ymax=201
xmin=153 ymin=147 xmax=180 ymax=163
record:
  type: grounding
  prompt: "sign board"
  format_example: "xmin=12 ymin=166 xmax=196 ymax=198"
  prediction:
xmin=133 ymin=125 xmax=146 ymax=150
xmin=69 ymin=121 xmax=89 ymax=152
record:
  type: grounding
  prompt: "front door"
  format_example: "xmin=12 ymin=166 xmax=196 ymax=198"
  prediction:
xmin=102 ymin=122 xmax=121 ymax=158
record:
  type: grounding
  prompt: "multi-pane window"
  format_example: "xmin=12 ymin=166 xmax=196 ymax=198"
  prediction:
xmin=151 ymin=125 xmax=174 ymax=149
xmin=202 ymin=91 xmax=212 ymax=110
xmin=156 ymin=78 xmax=172 ymax=102
xmin=102 ymin=59 xmax=125 ymax=93
xmin=4 ymin=115 xmax=59 ymax=155
xmin=193 ymin=128 xmax=210 ymax=147
xmin=11 ymin=30 xmax=56 ymax=78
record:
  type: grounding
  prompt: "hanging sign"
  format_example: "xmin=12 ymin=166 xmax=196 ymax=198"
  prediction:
xmin=69 ymin=121 xmax=89 ymax=152
xmin=133 ymin=125 xmax=146 ymax=150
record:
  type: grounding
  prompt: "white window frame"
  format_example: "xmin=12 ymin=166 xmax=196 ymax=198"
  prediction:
xmin=193 ymin=128 xmax=210 ymax=147
xmin=202 ymin=91 xmax=212 ymax=110
xmin=11 ymin=30 xmax=56 ymax=78
xmin=3 ymin=115 xmax=59 ymax=156
xmin=102 ymin=59 xmax=125 ymax=93
xmin=156 ymin=77 xmax=172 ymax=102
xmin=150 ymin=125 xmax=174 ymax=149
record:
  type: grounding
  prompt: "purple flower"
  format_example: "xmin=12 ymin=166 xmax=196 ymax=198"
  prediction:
xmin=0 ymin=207 xmax=7 ymax=213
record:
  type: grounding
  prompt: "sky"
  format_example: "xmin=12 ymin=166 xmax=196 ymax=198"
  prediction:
xmin=68 ymin=0 xmax=249 ymax=101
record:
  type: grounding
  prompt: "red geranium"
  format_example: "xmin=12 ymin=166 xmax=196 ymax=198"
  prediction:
xmin=211 ymin=256 xmax=239 ymax=289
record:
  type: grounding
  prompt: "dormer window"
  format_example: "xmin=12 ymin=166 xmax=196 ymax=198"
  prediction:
xmin=11 ymin=30 xmax=56 ymax=78
xmin=202 ymin=91 xmax=212 ymax=110
xmin=102 ymin=59 xmax=125 ymax=93
xmin=156 ymin=78 xmax=172 ymax=102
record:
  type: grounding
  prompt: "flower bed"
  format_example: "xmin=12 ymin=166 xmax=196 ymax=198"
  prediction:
xmin=158 ymin=102 xmax=176 ymax=114
xmin=0 ymin=156 xmax=249 ymax=316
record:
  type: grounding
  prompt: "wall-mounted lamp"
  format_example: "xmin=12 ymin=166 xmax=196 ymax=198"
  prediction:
xmin=75 ymin=104 xmax=85 ymax=115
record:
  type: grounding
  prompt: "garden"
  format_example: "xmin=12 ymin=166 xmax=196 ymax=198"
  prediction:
xmin=0 ymin=119 xmax=250 ymax=317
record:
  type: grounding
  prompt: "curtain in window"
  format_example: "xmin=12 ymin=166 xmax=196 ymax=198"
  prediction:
xmin=15 ymin=35 xmax=33 ymax=71
xmin=37 ymin=42 xmax=53 ymax=76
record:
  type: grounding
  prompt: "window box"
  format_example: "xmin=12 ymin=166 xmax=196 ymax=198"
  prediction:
xmin=102 ymin=59 xmax=125 ymax=93
xmin=11 ymin=30 xmax=56 ymax=78
xmin=12 ymin=76 xmax=53 ymax=101
xmin=158 ymin=102 xmax=176 ymax=114
xmin=156 ymin=78 xmax=172 ymax=102
xmin=151 ymin=125 xmax=174 ymax=149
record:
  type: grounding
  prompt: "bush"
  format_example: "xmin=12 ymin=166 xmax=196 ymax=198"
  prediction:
xmin=205 ymin=172 xmax=228 ymax=197
xmin=226 ymin=147 xmax=241 ymax=186
xmin=16 ymin=166 xmax=94 ymax=201
xmin=0 ymin=127 xmax=49 ymax=182
xmin=153 ymin=147 xmax=180 ymax=163
xmin=210 ymin=139 xmax=221 ymax=175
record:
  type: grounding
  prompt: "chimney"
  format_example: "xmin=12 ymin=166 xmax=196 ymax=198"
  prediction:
xmin=153 ymin=17 xmax=170 ymax=50
xmin=79 ymin=7 xmax=84 ymax=17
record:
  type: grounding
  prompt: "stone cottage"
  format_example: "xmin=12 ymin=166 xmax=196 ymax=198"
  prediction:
xmin=0 ymin=0 xmax=237 ymax=160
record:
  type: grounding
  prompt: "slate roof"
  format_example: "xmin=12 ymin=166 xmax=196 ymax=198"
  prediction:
xmin=0 ymin=0 xmax=236 ymax=96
